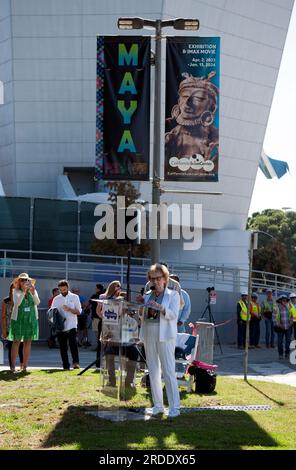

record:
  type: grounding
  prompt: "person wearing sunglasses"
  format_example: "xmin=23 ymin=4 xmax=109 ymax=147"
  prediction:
xmin=99 ymin=280 xmax=138 ymax=389
xmin=139 ymin=263 xmax=181 ymax=418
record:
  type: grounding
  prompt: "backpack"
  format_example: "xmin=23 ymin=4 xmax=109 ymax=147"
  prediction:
xmin=187 ymin=361 xmax=217 ymax=394
xmin=47 ymin=308 xmax=66 ymax=334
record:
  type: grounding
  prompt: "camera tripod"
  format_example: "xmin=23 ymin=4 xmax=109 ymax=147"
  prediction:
xmin=200 ymin=296 xmax=223 ymax=354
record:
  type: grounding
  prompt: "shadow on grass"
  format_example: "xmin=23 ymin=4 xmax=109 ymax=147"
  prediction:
xmin=0 ymin=370 xmax=31 ymax=381
xmin=246 ymin=381 xmax=285 ymax=407
xmin=43 ymin=369 xmax=75 ymax=374
xmin=42 ymin=404 xmax=278 ymax=450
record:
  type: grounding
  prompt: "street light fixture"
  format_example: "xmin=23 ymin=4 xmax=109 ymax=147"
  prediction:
xmin=118 ymin=17 xmax=200 ymax=31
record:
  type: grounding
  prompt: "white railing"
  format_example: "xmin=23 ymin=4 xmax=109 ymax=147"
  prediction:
xmin=1 ymin=249 xmax=296 ymax=294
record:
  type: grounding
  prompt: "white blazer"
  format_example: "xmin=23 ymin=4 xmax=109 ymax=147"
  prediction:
xmin=140 ymin=287 xmax=180 ymax=342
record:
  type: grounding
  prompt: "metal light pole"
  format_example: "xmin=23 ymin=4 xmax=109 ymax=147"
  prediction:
xmin=244 ymin=231 xmax=256 ymax=381
xmin=151 ymin=19 xmax=162 ymax=264
xmin=244 ymin=228 xmax=291 ymax=380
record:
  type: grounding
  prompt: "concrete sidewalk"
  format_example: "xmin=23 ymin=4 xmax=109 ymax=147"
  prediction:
xmin=214 ymin=344 xmax=296 ymax=387
xmin=0 ymin=341 xmax=98 ymax=371
xmin=1 ymin=342 xmax=296 ymax=387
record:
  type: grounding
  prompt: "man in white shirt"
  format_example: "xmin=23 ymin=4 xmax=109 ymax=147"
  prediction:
xmin=51 ymin=280 xmax=82 ymax=370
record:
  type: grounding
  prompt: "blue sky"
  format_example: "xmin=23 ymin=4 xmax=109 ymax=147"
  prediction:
xmin=249 ymin=2 xmax=296 ymax=215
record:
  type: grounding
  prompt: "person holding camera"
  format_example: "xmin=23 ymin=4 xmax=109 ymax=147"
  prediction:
xmin=8 ymin=272 xmax=40 ymax=372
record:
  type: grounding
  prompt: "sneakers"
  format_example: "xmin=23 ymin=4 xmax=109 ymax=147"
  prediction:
xmin=146 ymin=407 xmax=164 ymax=416
xmin=73 ymin=363 xmax=80 ymax=369
xmin=168 ymin=409 xmax=180 ymax=418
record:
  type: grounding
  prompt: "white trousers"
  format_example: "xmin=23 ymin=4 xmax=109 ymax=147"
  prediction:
xmin=144 ymin=326 xmax=180 ymax=412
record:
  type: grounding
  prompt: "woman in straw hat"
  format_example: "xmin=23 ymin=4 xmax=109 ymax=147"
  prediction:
xmin=8 ymin=272 xmax=40 ymax=372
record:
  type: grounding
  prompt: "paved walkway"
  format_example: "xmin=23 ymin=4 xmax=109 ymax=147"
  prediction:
xmin=1 ymin=342 xmax=296 ymax=387
xmin=214 ymin=344 xmax=296 ymax=387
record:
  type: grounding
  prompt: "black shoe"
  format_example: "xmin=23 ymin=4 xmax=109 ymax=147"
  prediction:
xmin=106 ymin=381 xmax=116 ymax=387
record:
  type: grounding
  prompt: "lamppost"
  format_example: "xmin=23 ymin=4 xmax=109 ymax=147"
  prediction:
xmin=244 ymin=230 xmax=257 ymax=381
xmin=118 ymin=17 xmax=200 ymax=264
xmin=244 ymin=229 xmax=282 ymax=380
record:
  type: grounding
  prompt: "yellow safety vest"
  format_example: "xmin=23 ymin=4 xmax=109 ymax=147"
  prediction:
xmin=250 ymin=301 xmax=261 ymax=319
xmin=288 ymin=302 xmax=296 ymax=322
xmin=238 ymin=300 xmax=248 ymax=321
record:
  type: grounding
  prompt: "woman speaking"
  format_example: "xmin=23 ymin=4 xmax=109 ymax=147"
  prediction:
xmin=139 ymin=263 xmax=180 ymax=418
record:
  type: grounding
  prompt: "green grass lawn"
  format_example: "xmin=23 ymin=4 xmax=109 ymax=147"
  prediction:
xmin=0 ymin=369 xmax=295 ymax=450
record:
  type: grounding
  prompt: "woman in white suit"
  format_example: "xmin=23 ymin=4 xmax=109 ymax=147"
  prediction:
xmin=139 ymin=263 xmax=181 ymax=418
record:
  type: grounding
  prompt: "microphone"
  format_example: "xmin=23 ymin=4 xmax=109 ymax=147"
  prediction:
xmin=150 ymin=286 xmax=155 ymax=291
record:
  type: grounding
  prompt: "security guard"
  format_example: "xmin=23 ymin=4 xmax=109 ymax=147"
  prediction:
xmin=237 ymin=291 xmax=248 ymax=349
xmin=249 ymin=292 xmax=261 ymax=348
xmin=288 ymin=293 xmax=296 ymax=340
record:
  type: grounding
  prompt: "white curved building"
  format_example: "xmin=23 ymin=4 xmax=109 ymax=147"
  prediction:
xmin=0 ymin=0 xmax=294 ymax=269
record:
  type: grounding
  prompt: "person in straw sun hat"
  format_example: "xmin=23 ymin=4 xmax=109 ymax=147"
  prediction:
xmin=8 ymin=272 xmax=40 ymax=372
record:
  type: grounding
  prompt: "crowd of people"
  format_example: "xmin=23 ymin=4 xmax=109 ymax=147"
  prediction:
xmin=0 ymin=266 xmax=192 ymax=419
xmin=3 ymin=267 xmax=295 ymax=418
xmin=237 ymin=289 xmax=296 ymax=359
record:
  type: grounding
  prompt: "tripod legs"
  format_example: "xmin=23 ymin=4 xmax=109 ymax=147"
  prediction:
xmin=77 ymin=359 xmax=97 ymax=376
xmin=199 ymin=304 xmax=223 ymax=354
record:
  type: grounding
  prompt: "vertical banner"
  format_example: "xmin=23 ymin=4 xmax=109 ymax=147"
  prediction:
xmin=96 ymin=36 xmax=151 ymax=181
xmin=165 ymin=37 xmax=220 ymax=181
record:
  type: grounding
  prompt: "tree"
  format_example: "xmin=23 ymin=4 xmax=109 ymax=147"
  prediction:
xmin=253 ymin=239 xmax=292 ymax=277
xmin=247 ymin=209 xmax=296 ymax=276
xmin=91 ymin=181 xmax=150 ymax=258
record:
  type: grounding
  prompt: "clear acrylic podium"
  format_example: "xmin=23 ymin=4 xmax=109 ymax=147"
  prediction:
xmin=99 ymin=299 xmax=142 ymax=401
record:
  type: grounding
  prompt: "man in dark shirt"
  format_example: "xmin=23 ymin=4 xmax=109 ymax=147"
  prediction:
xmin=1 ymin=290 xmax=23 ymax=370
xmin=89 ymin=284 xmax=105 ymax=368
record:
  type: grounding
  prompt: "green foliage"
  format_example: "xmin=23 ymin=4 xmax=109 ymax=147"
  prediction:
xmin=247 ymin=209 xmax=296 ymax=276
